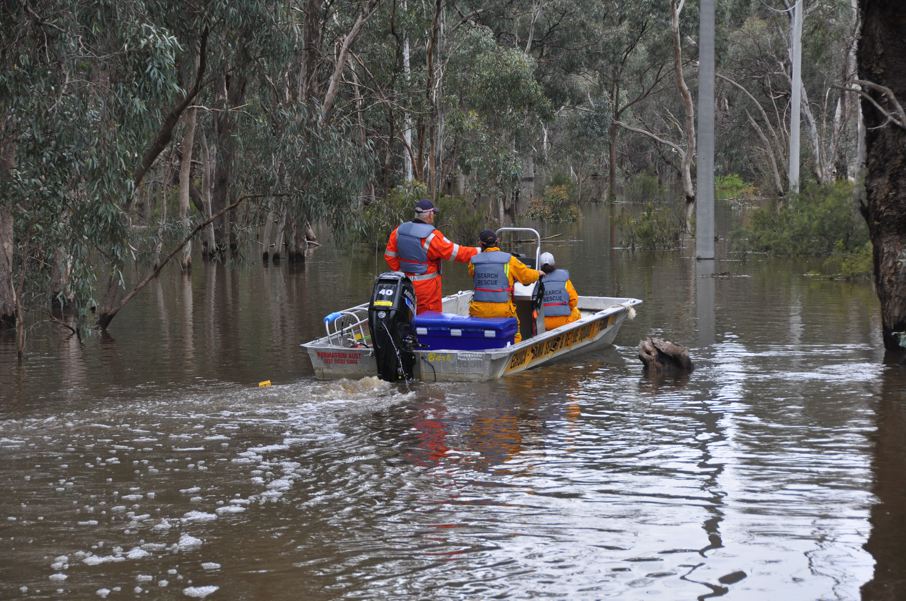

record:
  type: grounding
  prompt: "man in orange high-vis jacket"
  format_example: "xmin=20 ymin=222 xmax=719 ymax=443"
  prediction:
xmin=384 ymin=199 xmax=479 ymax=314
xmin=538 ymin=251 xmax=581 ymax=331
xmin=468 ymin=229 xmax=542 ymax=343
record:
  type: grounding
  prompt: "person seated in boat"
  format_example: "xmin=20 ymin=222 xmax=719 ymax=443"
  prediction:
xmin=468 ymin=229 xmax=542 ymax=343
xmin=384 ymin=199 xmax=480 ymax=314
xmin=538 ymin=251 xmax=581 ymax=331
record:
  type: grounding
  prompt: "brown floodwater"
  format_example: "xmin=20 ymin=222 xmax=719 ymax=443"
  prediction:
xmin=1 ymin=205 xmax=903 ymax=600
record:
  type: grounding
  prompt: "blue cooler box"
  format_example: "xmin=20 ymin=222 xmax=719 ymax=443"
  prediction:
xmin=413 ymin=312 xmax=518 ymax=350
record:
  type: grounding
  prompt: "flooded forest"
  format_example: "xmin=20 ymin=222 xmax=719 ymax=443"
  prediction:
xmin=3 ymin=1 xmax=906 ymax=600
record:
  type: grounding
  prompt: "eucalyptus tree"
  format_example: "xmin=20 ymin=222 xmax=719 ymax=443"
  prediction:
xmin=717 ymin=0 xmax=858 ymax=194
xmin=857 ymin=0 xmax=906 ymax=357
xmin=443 ymin=24 xmax=550 ymax=222
xmin=1 ymin=0 xmax=184 ymax=353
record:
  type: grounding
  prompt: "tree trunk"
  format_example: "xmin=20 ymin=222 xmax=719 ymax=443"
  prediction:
xmin=0 ymin=206 xmax=14 ymax=330
xmin=858 ymin=0 xmax=906 ymax=355
xmin=200 ymin=132 xmax=216 ymax=258
xmin=402 ymin=4 xmax=414 ymax=183
xmin=178 ymin=106 xmax=198 ymax=271
xmin=799 ymin=82 xmax=832 ymax=183
xmin=607 ymin=122 xmax=619 ymax=201
xmin=211 ymin=70 xmax=247 ymax=259
xmin=49 ymin=247 xmax=73 ymax=316
xmin=131 ymin=30 xmax=208 ymax=193
xmin=319 ymin=0 xmax=380 ymax=127
xmin=425 ymin=0 xmax=443 ymax=197
xmin=262 ymin=207 xmax=277 ymax=263
xmin=0 ymin=122 xmax=15 ymax=329
xmin=299 ymin=0 xmax=323 ymax=102
xmin=671 ymin=0 xmax=696 ymax=232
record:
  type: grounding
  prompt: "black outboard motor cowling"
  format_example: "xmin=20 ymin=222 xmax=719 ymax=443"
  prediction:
xmin=368 ymin=272 xmax=418 ymax=382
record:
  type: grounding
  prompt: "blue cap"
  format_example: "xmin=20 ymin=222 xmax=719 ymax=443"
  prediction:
xmin=479 ymin=229 xmax=498 ymax=245
xmin=414 ymin=199 xmax=438 ymax=213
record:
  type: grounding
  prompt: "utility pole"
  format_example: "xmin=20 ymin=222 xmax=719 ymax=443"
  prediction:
xmin=788 ymin=0 xmax=803 ymax=194
xmin=696 ymin=0 xmax=716 ymax=260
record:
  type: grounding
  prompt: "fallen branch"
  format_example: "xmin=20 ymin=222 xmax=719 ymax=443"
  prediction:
xmin=96 ymin=193 xmax=287 ymax=330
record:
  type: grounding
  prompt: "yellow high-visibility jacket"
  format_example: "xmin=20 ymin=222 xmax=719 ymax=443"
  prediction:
xmin=467 ymin=247 xmax=541 ymax=342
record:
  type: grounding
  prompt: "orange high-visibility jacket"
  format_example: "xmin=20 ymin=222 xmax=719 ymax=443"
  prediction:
xmin=384 ymin=220 xmax=478 ymax=313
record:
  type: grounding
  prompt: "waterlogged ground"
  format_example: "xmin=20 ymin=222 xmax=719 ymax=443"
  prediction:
xmin=2 ymin=208 xmax=904 ymax=599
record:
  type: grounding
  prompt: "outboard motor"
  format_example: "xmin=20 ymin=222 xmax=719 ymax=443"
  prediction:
xmin=368 ymin=272 xmax=418 ymax=382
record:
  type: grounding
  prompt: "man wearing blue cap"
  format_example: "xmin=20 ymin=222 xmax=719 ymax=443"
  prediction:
xmin=384 ymin=199 xmax=479 ymax=314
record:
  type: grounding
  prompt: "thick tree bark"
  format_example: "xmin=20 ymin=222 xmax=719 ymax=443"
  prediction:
xmin=858 ymin=0 xmax=906 ymax=354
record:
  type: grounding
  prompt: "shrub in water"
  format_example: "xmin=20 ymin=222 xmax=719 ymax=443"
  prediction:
xmin=735 ymin=181 xmax=867 ymax=257
xmin=527 ymin=183 xmax=579 ymax=223
xmin=716 ymin=174 xmax=757 ymax=203
xmin=617 ymin=203 xmax=684 ymax=250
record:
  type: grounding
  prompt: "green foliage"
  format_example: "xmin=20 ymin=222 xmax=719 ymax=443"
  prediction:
xmin=444 ymin=24 xmax=551 ymax=199
xmin=357 ymin=182 xmax=427 ymax=251
xmin=617 ymin=203 xmax=684 ymax=250
xmin=355 ymin=183 xmax=486 ymax=251
xmin=823 ymin=241 xmax=872 ymax=279
xmin=624 ymin=172 xmax=663 ymax=204
xmin=527 ymin=184 xmax=579 ymax=223
xmin=716 ymin=174 xmax=757 ymax=203
xmin=736 ymin=181 xmax=867 ymax=256
xmin=1 ymin=0 xmax=184 ymax=324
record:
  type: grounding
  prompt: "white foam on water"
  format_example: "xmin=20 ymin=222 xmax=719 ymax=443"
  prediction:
xmin=96 ymin=588 xmax=110 ymax=598
xmin=267 ymin=478 xmax=292 ymax=492
xmin=179 ymin=486 xmax=201 ymax=495
xmin=136 ymin=574 xmax=153 ymax=582
xmin=215 ymin=506 xmax=245 ymax=515
xmin=84 ymin=554 xmax=126 ymax=566
xmin=126 ymin=547 xmax=150 ymax=560
xmin=177 ymin=533 xmax=203 ymax=551
xmin=201 ymin=562 xmax=221 ymax=571
xmin=49 ymin=573 xmax=68 ymax=581
xmin=183 ymin=585 xmax=219 ymax=598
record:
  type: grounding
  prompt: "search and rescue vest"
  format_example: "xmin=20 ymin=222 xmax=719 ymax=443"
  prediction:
xmin=542 ymin=269 xmax=571 ymax=316
xmin=396 ymin=221 xmax=437 ymax=279
xmin=471 ymin=251 xmax=512 ymax=303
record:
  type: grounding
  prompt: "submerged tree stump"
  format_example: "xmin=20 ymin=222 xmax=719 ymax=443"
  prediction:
xmin=639 ymin=337 xmax=694 ymax=374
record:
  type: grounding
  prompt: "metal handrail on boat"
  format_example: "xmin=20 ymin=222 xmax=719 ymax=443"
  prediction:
xmin=323 ymin=310 xmax=370 ymax=348
xmin=495 ymin=226 xmax=541 ymax=267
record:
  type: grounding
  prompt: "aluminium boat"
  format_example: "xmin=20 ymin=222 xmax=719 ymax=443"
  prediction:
xmin=302 ymin=290 xmax=641 ymax=381
xmin=302 ymin=227 xmax=641 ymax=382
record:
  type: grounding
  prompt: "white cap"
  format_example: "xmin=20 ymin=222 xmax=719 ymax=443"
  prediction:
xmin=539 ymin=252 xmax=555 ymax=268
